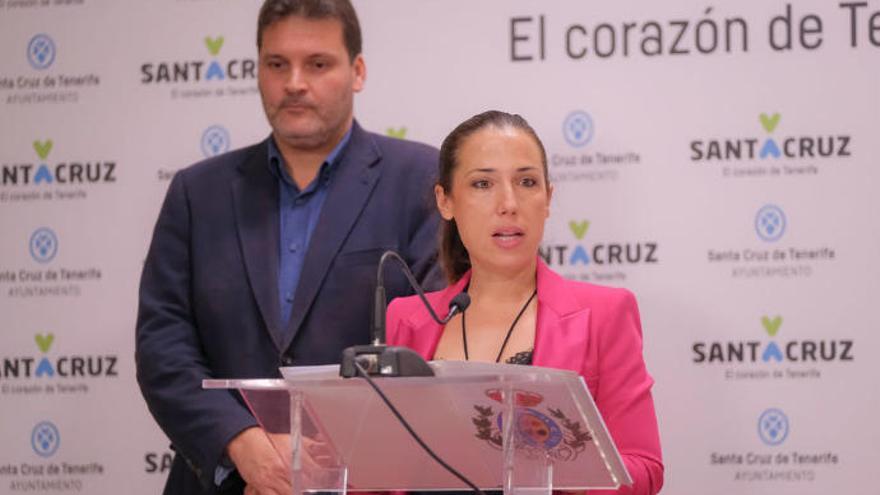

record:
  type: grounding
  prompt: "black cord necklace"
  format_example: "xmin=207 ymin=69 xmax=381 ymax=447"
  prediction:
xmin=461 ymin=289 xmax=538 ymax=363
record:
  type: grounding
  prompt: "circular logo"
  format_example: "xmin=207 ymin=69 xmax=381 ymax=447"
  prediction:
xmin=31 ymin=421 xmax=60 ymax=458
xmin=758 ymin=408 xmax=789 ymax=446
xmin=755 ymin=205 xmax=787 ymax=242
xmin=29 ymin=227 xmax=58 ymax=263
xmin=201 ymin=125 xmax=231 ymax=158
xmin=497 ymin=408 xmax=563 ymax=449
xmin=27 ymin=34 xmax=56 ymax=70
xmin=563 ymin=111 xmax=594 ymax=148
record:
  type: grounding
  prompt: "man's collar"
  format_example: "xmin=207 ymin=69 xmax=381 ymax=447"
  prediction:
xmin=267 ymin=126 xmax=354 ymax=187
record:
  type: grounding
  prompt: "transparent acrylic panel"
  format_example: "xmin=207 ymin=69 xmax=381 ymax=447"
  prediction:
xmin=204 ymin=361 xmax=631 ymax=492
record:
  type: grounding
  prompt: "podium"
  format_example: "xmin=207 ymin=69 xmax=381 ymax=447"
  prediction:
xmin=204 ymin=361 xmax=631 ymax=494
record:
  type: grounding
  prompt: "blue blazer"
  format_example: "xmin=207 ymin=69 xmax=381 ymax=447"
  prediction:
xmin=136 ymin=121 xmax=441 ymax=494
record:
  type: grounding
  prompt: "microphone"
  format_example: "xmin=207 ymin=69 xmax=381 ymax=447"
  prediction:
xmin=371 ymin=251 xmax=469 ymax=345
xmin=340 ymin=250 xmax=469 ymax=378
xmin=442 ymin=293 xmax=471 ymax=333
xmin=446 ymin=293 xmax=472 ymax=321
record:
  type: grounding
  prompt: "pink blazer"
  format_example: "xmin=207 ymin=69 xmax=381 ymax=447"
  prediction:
xmin=386 ymin=259 xmax=664 ymax=495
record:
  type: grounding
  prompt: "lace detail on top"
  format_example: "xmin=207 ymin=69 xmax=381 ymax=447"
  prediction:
xmin=505 ymin=348 xmax=534 ymax=365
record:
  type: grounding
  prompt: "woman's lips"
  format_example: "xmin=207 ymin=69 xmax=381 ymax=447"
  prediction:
xmin=492 ymin=228 xmax=525 ymax=249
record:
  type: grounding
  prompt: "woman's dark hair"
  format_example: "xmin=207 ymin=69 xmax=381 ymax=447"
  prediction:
xmin=437 ymin=110 xmax=548 ymax=283
xmin=257 ymin=0 xmax=362 ymax=61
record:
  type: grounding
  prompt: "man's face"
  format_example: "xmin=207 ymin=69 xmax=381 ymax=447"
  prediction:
xmin=258 ymin=16 xmax=365 ymax=151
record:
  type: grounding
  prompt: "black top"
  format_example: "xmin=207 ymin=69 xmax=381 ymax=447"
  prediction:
xmin=504 ymin=349 xmax=534 ymax=365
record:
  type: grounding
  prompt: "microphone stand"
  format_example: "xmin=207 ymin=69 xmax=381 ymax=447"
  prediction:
xmin=340 ymin=251 xmax=469 ymax=378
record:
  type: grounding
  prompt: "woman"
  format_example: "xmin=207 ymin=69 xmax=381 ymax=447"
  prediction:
xmin=386 ymin=111 xmax=663 ymax=495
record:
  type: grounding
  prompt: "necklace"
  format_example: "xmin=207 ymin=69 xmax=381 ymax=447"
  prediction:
xmin=461 ymin=289 xmax=538 ymax=363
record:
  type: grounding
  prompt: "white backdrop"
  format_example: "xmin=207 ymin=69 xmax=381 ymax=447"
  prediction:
xmin=1 ymin=0 xmax=878 ymax=493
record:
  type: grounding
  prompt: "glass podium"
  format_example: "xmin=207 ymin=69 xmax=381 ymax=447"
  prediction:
xmin=204 ymin=361 xmax=631 ymax=495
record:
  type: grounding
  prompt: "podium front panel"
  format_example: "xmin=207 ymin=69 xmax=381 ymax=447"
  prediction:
xmin=205 ymin=362 xmax=631 ymax=492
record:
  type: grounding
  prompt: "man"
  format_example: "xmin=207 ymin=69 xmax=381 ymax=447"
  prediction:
xmin=135 ymin=1 xmax=441 ymax=493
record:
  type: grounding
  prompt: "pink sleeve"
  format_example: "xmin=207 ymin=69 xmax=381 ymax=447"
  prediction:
xmin=587 ymin=290 xmax=663 ymax=495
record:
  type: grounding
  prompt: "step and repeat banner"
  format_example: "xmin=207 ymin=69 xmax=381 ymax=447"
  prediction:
xmin=1 ymin=0 xmax=877 ymax=493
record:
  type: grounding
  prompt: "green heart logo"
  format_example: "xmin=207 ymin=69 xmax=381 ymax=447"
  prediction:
xmin=33 ymin=140 xmax=53 ymax=160
xmin=759 ymin=113 xmax=781 ymax=134
xmin=761 ymin=316 xmax=783 ymax=337
xmin=568 ymin=220 xmax=590 ymax=240
xmin=386 ymin=127 xmax=407 ymax=139
xmin=204 ymin=36 xmax=225 ymax=56
xmin=35 ymin=333 xmax=55 ymax=353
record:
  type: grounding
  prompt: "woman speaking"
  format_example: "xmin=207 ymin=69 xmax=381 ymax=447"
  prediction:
xmin=386 ymin=111 xmax=663 ymax=495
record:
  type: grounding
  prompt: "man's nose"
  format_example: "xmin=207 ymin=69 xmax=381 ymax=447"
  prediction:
xmin=284 ymin=68 xmax=307 ymax=93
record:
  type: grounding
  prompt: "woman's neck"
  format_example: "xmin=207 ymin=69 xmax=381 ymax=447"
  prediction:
xmin=467 ymin=258 xmax=538 ymax=305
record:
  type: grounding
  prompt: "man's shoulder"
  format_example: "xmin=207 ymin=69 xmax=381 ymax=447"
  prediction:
xmin=359 ymin=127 xmax=438 ymax=169
xmin=371 ymin=131 xmax=438 ymax=157
xmin=176 ymin=140 xmax=267 ymax=182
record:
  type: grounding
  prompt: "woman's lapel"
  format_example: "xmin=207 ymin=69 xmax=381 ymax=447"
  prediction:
xmin=532 ymin=260 xmax=590 ymax=374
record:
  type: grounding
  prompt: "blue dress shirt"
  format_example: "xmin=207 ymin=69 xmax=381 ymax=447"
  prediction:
xmin=269 ymin=130 xmax=352 ymax=332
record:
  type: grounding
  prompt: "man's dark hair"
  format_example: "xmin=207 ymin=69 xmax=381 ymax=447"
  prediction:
xmin=257 ymin=0 xmax=362 ymax=61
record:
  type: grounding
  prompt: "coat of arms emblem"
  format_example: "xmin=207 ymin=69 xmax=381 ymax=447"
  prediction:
xmin=472 ymin=388 xmax=593 ymax=461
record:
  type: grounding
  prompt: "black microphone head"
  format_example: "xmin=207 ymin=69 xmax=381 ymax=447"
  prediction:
xmin=449 ymin=292 xmax=471 ymax=312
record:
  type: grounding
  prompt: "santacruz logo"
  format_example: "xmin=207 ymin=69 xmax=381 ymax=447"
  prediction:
xmin=541 ymin=220 xmax=659 ymax=267
xmin=0 ymin=139 xmax=116 ymax=203
xmin=691 ymin=113 xmax=852 ymax=161
xmin=1 ymin=139 xmax=116 ymax=186
xmin=0 ymin=333 xmax=118 ymax=381
xmin=140 ymin=36 xmax=256 ymax=84
xmin=690 ymin=113 xmax=852 ymax=177
xmin=692 ymin=316 xmax=853 ymax=367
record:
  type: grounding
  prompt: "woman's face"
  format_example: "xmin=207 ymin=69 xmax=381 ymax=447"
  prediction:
xmin=436 ymin=125 xmax=552 ymax=275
